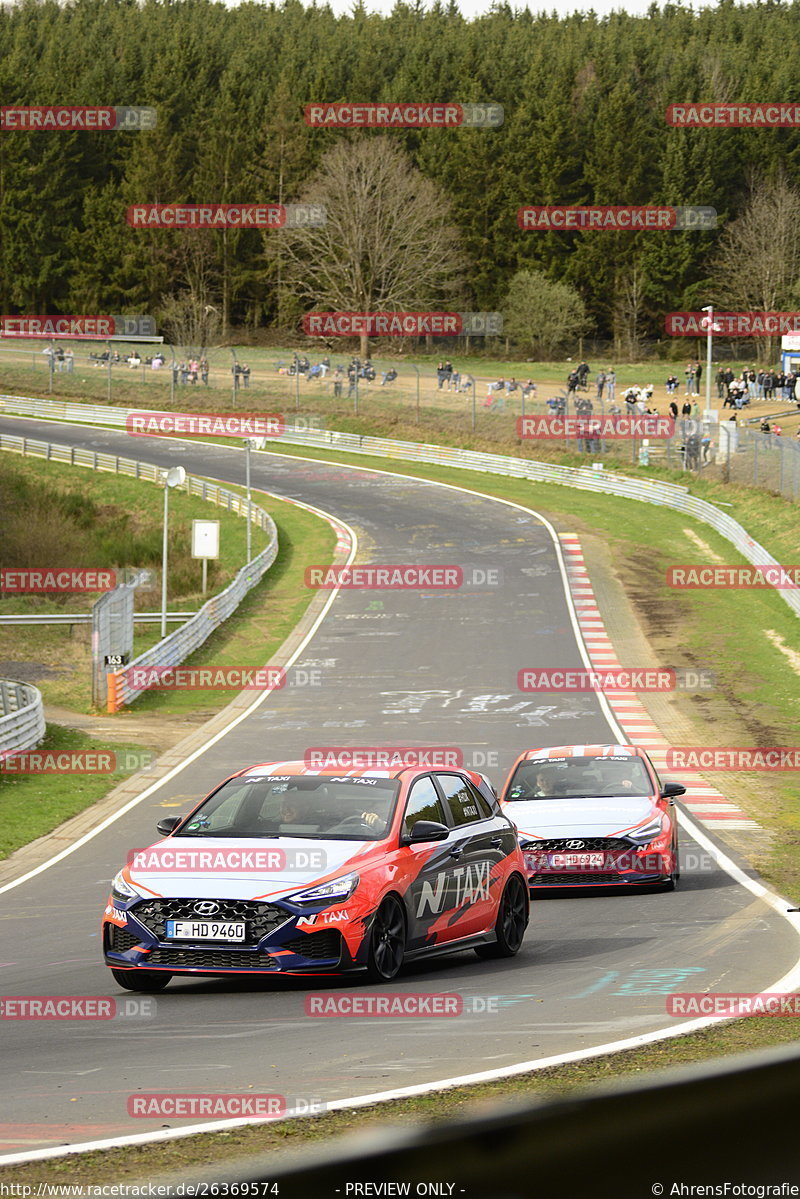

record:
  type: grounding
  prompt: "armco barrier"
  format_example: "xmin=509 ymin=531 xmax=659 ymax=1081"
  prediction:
xmin=0 ymin=679 xmax=46 ymax=760
xmin=1 ymin=393 xmax=798 ymax=618
xmin=0 ymin=426 xmax=278 ymax=711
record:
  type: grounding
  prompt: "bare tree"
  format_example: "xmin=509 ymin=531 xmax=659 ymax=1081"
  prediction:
xmin=613 ymin=264 xmax=647 ymax=361
xmin=267 ymin=136 xmax=467 ymax=358
xmin=709 ymin=173 xmax=800 ymax=361
xmin=159 ymin=288 xmax=221 ymax=356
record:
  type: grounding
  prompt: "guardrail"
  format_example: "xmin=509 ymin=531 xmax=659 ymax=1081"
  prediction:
xmin=1 ymin=394 xmax=798 ymax=618
xmin=0 ymin=425 xmax=279 ymax=711
xmin=0 ymin=613 xmax=195 ymax=626
xmin=0 ymin=679 xmax=46 ymax=760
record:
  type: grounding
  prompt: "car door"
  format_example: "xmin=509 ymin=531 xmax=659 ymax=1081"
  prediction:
xmin=399 ymin=774 xmax=465 ymax=950
xmin=434 ymin=772 xmax=509 ymax=939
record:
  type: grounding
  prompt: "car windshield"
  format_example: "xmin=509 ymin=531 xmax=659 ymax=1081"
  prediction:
xmin=173 ymin=774 xmax=401 ymax=840
xmin=505 ymin=755 xmax=652 ymax=800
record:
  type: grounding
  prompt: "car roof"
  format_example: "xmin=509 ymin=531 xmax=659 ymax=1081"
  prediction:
xmin=228 ymin=761 xmax=485 ymax=784
xmin=518 ymin=744 xmax=646 ymax=761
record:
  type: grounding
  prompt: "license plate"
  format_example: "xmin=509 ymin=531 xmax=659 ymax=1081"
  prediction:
xmin=166 ymin=920 xmax=246 ymax=941
xmin=548 ymin=852 xmax=606 ymax=869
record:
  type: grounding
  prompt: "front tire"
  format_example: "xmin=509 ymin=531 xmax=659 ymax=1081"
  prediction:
xmin=475 ymin=873 xmax=528 ymax=960
xmin=365 ymin=895 xmax=406 ymax=982
xmin=111 ymin=968 xmax=172 ymax=992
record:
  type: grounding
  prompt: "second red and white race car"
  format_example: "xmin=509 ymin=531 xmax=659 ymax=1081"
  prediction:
xmin=500 ymin=744 xmax=684 ymax=891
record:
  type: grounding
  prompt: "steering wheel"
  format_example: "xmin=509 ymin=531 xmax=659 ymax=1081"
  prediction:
xmin=335 ymin=814 xmax=377 ymax=829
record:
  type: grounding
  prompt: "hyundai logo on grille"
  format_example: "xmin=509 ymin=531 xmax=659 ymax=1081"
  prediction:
xmin=194 ymin=901 xmax=220 ymax=916
xmin=564 ymin=840 xmax=585 ymax=850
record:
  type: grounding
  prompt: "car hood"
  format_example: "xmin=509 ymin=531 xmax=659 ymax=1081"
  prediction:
xmin=503 ymin=796 xmax=657 ymax=840
xmin=124 ymin=836 xmax=373 ymax=901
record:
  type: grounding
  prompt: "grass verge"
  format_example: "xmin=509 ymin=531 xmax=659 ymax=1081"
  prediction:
xmin=0 ymin=725 xmax=158 ymax=859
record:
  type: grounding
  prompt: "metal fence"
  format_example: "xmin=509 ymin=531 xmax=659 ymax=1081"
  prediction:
xmin=106 ymin=536 xmax=277 ymax=711
xmin=0 ymin=428 xmax=279 ymax=712
xmin=717 ymin=421 xmax=800 ymax=499
xmin=91 ymin=573 xmax=142 ymax=709
xmin=0 ymin=679 xmax=46 ymax=759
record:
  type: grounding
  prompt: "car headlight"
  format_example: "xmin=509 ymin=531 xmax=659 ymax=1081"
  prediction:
xmin=627 ymin=816 xmax=665 ymax=845
xmin=287 ymin=872 xmax=360 ymax=906
xmin=111 ymin=870 xmax=142 ymax=901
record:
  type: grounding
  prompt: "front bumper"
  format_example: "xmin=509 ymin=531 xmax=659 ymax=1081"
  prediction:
xmin=103 ymin=896 xmax=349 ymax=974
xmin=522 ymin=843 xmax=672 ymax=888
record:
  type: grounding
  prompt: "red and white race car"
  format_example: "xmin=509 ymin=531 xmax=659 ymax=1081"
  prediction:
xmin=103 ymin=761 xmax=529 ymax=990
xmin=500 ymin=744 xmax=684 ymax=891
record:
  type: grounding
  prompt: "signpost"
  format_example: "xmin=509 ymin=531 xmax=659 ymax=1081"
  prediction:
xmin=192 ymin=519 xmax=220 ymax=594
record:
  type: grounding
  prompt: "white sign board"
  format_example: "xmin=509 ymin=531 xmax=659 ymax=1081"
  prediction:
xmin=781 ymin=334 xmax=800 ymax=351
xmin=192 ymin=519 xmax=220 ymax=560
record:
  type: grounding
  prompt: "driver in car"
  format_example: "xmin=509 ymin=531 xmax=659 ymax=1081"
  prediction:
xmin=327 ymin=794 xmax=385 ymax=831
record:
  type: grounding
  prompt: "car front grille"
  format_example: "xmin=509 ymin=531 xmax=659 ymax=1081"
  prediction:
xmin=129 ymin=899 xmax=289 ymax=945
xmin=281 ymin=931 xmax=342 ymax=961
xmin=525 ymin=837 xmax=633 ymax=852
xmin=145 ymin=948 xmax=278 ymax=970
xmin=106 ymin=925 xmax=142 ymax=952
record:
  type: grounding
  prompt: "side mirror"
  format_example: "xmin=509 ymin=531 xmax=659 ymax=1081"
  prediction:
xmin=404 ymin=820 xmax=450 ymax=844
xmin=157 ymin=816 xmax=183 ymax=836
xmin=661 ymin=782 xmax=686 ymax=799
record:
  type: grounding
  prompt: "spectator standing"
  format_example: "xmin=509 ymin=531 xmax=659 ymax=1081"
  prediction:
xmin=596 ymin=369 xmax=606 ymax=399
xmin=606 ymin=369 xmax=616 ymax=401
xmin=685 ymin=362 xmax=695 ymax=395
xmin=716 ymin=368 xmax=726 ymax=401
xmin=694 ymin=360 xmax=702 ymax=397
